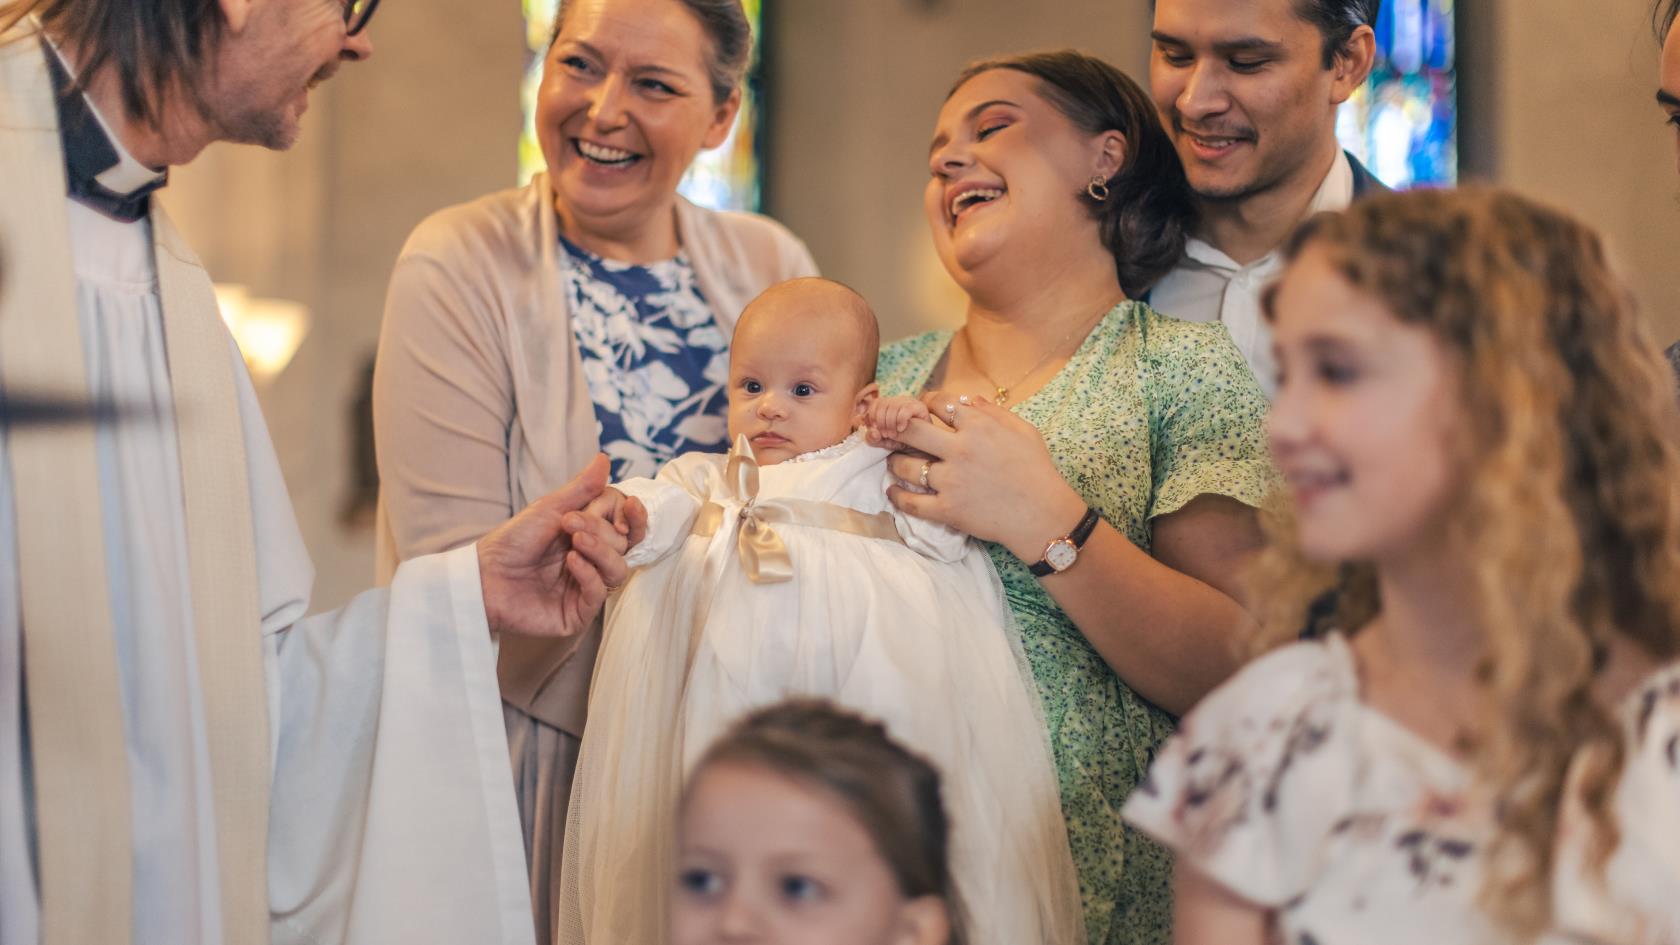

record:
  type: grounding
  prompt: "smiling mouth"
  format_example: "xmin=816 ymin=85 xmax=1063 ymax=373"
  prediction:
xmin=573 ymin=138 xmax=642 ymax=168
xmin=949 ymin=187 xmax=1005 ymax=225
xmin=1286 ymin=468 xmax=1350 ymax=505
xmin=307 ymin=64 xmax=337 ymax=91
xmin=1179 ymin=126 xmax=1255 ymax=157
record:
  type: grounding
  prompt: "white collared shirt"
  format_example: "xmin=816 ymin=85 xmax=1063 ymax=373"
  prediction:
xmin=1149 ymin=150 xmax=1355 ymax=398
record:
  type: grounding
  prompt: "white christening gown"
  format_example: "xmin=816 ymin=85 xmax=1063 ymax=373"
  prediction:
xmin=556 ymin=433 xmax=1085 ymax=945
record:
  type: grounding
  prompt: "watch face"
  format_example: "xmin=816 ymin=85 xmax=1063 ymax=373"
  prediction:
xmin=1045 ymin=538 xmax=1078 ymax=572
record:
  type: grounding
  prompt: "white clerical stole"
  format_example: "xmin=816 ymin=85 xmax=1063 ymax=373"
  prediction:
xmin=0 ymin=20 xmax=534 ymax=945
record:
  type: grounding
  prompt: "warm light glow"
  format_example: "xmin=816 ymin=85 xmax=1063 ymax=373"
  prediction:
xmin=214 ymin=283 xmax=309 ymax=384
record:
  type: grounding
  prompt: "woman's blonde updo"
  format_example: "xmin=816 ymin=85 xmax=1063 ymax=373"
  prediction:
xmin=553 ymin=0 xmax=752 ymax=104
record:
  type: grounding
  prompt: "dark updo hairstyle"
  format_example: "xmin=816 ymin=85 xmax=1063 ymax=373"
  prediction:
xmin=949 ymin=50 xmax=1197 ymax=298
xmin=1657 ymin=0 xmax=1680 ymax=40
xmin=683 ymin=699 xmax=967 ymax=945
xmin=551 ymin=0 xmax=752 ymax=104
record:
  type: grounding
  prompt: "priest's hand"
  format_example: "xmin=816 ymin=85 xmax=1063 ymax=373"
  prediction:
xmin=476 ymin=455 xmax=648 ymax=638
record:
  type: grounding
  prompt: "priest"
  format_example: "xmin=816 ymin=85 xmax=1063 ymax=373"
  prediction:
xmin=0 ymin=2 xmax=646 ymax=944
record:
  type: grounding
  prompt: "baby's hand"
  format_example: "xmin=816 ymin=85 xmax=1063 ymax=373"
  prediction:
xmin=864 ymin=396 xmax=930 ymax=450
xmin=582 ymin=487 xmax=639 ymax=549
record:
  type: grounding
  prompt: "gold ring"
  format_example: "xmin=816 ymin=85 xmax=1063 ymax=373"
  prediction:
xmin=919 ymin=461 xmax=932 ymax=490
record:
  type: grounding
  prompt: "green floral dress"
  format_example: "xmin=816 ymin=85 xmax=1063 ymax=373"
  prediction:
xmin=877 ymin=302 xmax=1273 ymax=945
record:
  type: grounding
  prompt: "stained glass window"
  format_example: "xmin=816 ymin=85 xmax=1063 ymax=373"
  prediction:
xmin=519 ymin=0 xmax=766 ymax=212
xmin=1336 ymin=0 xmax=1457 ymax=189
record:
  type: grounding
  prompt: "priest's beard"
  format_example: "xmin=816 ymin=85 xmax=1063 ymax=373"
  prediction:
xmin=220 ymin=108 xmax=298 ymax=150
xmin=203 ymin=63 xmax=337 ymax=152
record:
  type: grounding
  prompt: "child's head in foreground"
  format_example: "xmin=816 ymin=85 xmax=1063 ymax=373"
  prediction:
xmin=728 ymin=277 xmax=881 ymax=465
xmin=672 ymin=699 xmax=963 ymax=945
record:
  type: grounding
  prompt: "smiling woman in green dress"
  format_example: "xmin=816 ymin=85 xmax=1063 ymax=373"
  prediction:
xmin=868 ymin=51 xmax=1273 ymax=945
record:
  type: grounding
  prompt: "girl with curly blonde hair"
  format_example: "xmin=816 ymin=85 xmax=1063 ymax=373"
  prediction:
xmin=1124 ymin=187 xmax=1680 ymax=944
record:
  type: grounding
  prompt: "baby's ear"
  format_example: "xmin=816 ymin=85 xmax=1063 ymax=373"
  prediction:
xmin=853 ymin=382 xmax=881 ymax=417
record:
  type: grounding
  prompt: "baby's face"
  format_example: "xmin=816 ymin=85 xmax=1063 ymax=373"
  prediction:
xmin=672 ymin=762 xmax=920 ymax=945
xmin=727 ymin=303 xmax=873 ymax=465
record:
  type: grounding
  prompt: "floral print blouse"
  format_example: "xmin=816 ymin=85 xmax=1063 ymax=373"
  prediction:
xmin=1123 ymin=633 xmax=1680 ymax=945
xmin=561 ymin=234 xmax=731 ymax=480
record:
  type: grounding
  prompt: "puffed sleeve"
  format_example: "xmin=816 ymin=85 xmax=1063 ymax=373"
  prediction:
xmin=882 ymin=469 xmax=971 ymax=563
xmin=1144 ymin=316 xmax=1276 ymax=520
xmin=616 ymin=453 xmax=719 ymax=569
xmin=1122 ymin=638 xmax=1361 ymax=906
xmin=1551 ymin=663 xmax=1680 ymax=945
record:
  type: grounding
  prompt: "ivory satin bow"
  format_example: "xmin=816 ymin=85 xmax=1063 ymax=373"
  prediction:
xmin=691 ymin=436 xmax=903 ymax=583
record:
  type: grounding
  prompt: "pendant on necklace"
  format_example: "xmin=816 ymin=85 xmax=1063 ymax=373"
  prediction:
xmin=995 ymin=387 xmax=1009 ymax=405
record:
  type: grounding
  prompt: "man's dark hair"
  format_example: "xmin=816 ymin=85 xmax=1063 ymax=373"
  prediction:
xmin=0 ymin=0 xmax=225 ymax=128
xmin=1657 ymin=0 xmax=1680 ymax=41
xmin=1296 ymin=0 xmax=1381 ymax=68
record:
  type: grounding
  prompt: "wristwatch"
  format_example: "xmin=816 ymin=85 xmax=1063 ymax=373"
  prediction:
xmin=1029 ymin=507 xmax=1101 ymax=577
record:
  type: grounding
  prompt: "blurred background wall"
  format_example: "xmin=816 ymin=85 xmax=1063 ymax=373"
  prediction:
xmin=163 ymin=0 xmax=1680 ymax=610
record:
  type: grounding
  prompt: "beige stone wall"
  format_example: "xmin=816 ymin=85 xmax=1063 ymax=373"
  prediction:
xmin=163 ymin=0 xmax=1680 ymax=610
xmin=767 ymin=0 xmax=1153 ymax=344
xmin=1475 ymin=0 xmax=1680 ymax=346
xmin=166 ymin=0 xmax=523 ymax=609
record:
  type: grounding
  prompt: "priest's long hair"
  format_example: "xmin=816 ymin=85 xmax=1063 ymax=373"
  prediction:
xmin=0 ymin=0 xmax=223 ymax=129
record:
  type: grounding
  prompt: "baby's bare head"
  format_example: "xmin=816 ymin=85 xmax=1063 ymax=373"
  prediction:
xmin=732 ymin=277 xmax=880 ymax=391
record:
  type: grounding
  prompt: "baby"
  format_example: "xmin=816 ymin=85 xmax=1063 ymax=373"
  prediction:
xmin=556 ymin=278 xmax=1084 ymax=945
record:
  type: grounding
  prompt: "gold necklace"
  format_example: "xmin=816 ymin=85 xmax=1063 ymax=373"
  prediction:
xmin=961 ymin=307 xmax=1108 ymax=406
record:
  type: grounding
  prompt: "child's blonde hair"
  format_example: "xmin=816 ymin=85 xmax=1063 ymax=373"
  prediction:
xmin=1253 ymin=187 xmax=1680 ymax=935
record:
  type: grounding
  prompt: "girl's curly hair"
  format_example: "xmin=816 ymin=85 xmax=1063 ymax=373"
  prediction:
xmin=1251 ymin=187 xmax=1680 ymax=936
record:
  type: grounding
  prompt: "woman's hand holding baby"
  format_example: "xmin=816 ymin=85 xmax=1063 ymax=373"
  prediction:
xmin=882 ymin=392 xmax=1086 ymax=563
xmin=862 ymin=395 xmax=934 ymax=452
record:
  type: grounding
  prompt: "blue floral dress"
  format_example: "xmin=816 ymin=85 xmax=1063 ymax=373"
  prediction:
xmin=560 ymin=234 xmax=731 ymax=480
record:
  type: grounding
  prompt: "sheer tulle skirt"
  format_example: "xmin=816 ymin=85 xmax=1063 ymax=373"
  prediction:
xmin=557 ymin=533 xmax=1087 ymax=945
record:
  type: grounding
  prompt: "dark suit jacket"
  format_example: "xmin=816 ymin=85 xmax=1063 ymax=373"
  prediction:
xmin=1346 ymin=151 xmax=1391 ymax=199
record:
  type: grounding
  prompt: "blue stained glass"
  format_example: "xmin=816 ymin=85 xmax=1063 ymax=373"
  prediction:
xmin=1337 ymin=0 xmax=1458 ymax=190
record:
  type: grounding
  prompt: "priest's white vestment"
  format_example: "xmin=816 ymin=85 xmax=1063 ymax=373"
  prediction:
xmin=0 ymin=22 xmax=535 ymax=945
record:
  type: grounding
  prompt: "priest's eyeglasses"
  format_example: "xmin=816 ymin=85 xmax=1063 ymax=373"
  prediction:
xmin=345 ymin=0 xmax=381 ymax=36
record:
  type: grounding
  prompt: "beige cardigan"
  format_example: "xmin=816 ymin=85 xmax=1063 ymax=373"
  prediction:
xmin=373 ymin=174 xmax=817 ymax=736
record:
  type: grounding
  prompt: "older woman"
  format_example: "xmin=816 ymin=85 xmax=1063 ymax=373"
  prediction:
xmin=371 ymin=0 xmax=814 ymax=940
xmin=874 ymin=52 xmax=1272 ymax=945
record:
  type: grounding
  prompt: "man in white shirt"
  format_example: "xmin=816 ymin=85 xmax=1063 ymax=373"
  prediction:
xmin=0 ymin=2 xmax=643 ymax=944
xmin=1147 ymin=0 xmax=1385 ymax=396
